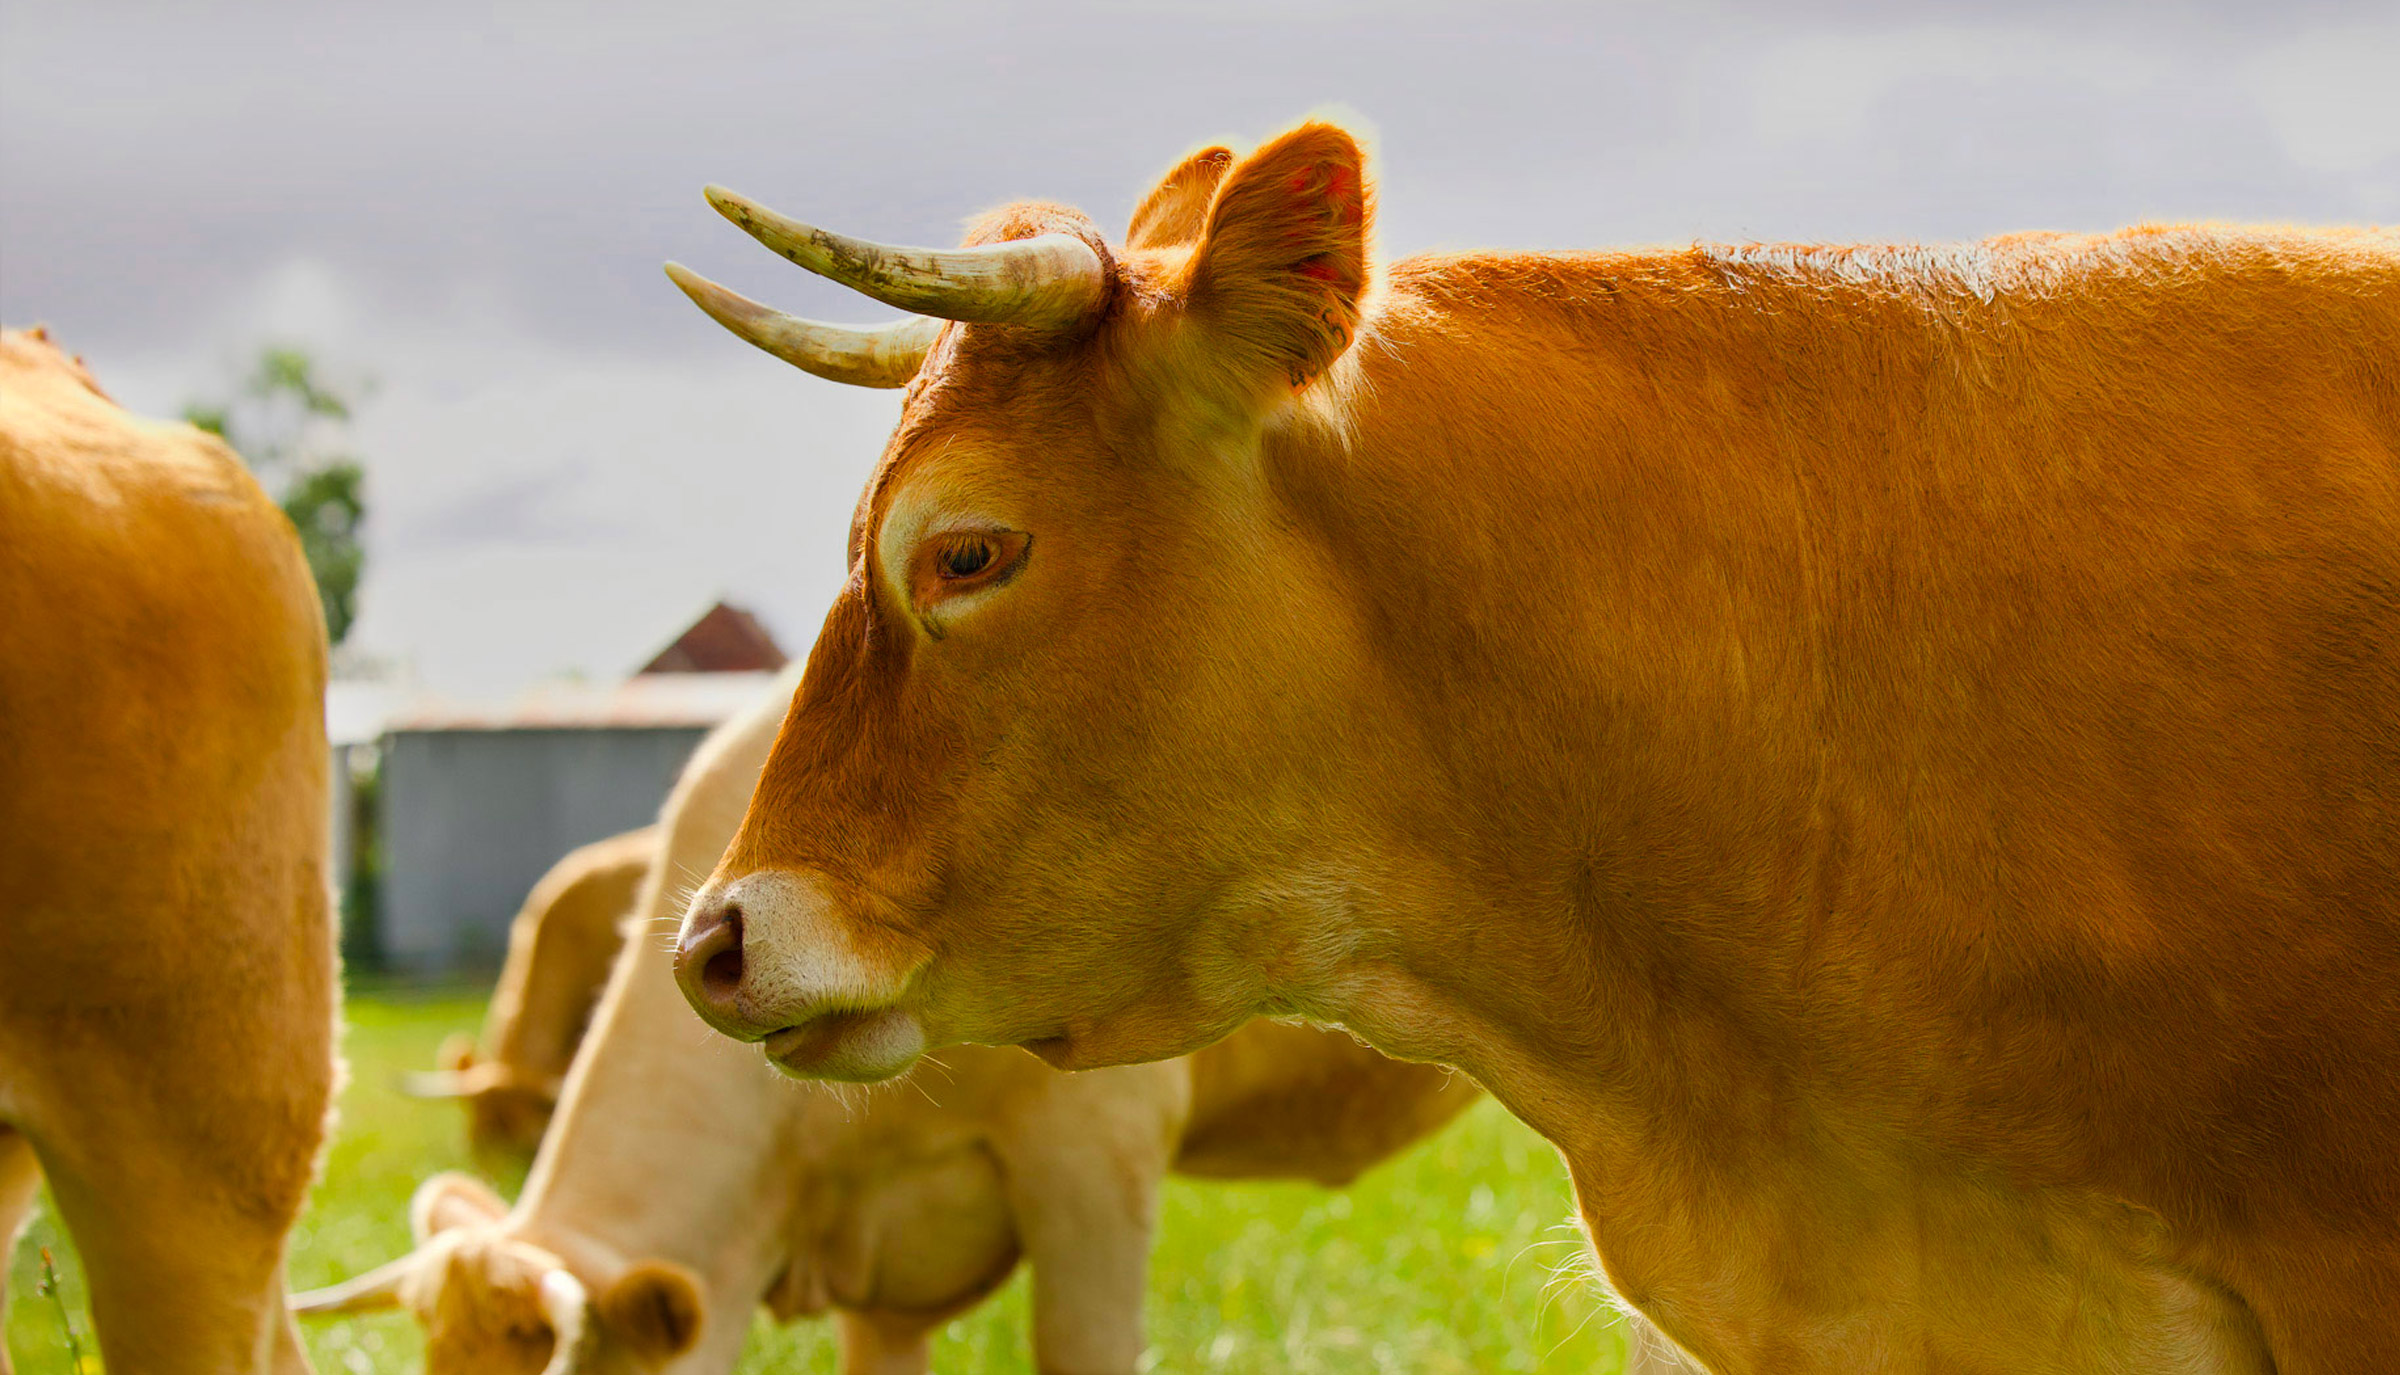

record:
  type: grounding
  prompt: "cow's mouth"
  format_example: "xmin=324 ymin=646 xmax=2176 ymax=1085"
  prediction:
xmin=761 ymin=1006 xmax=924 ymax=1083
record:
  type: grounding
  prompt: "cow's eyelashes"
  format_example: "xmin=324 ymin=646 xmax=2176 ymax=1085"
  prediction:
xmin=911 ymin=528 xmax=1029 ymax=613
xmin=939 ymin=539 xmax=994 ymax=580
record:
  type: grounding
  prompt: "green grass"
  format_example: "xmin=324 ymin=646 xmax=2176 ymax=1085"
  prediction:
xmin=8 ymin=990 xmax=1635 ymax=1372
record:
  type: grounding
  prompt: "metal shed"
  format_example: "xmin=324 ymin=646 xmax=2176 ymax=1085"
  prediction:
xmin=374 ymin=669 xmax=780 ymax=973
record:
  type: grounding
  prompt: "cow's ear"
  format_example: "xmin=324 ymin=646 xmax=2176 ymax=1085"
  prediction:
xmin=1127 ymin=145 xmax=1233 ymax=249
xmin=409 ymin=1171 xmax=507 ymax=1243
xmin=437 ymin=1031 xmax=479 ymax=1073
xmin=597 ymin=1260 xmax=704 ymax=1361
xmin=1184 ymin=121 xmax=1372 ymax=393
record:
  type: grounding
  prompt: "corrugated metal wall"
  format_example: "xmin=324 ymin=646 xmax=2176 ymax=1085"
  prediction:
xmin=377 ymin=726 xmax=707 ymax=972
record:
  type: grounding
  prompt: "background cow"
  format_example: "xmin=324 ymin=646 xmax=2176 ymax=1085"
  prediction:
xmin=664 ymin=126 xmax=2400 ymax=1373
xmin=1 ymin=327 xmax=338 ymax=1374
xmin=406 ymin=826 xmax=659 ymax=1161
xmin=299 ymin=663 xmax=1495 ymax=1374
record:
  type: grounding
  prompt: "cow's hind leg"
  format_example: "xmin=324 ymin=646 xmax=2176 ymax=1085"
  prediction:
xmin=0 ymin=1127 xmax=46 ymax=1375
xmin=32 ymin=1108 xmax=313 ymax=1375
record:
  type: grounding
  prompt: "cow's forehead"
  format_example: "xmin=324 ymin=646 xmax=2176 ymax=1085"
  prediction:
xmin=859 ymin=321 xmax=1105 ymax=545
xmin=845 ymin=234 xmax=1197 ymax=565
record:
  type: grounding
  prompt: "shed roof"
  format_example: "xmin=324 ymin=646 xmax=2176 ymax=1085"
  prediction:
xmin=386 ymin=670 xmax=779 ymax=732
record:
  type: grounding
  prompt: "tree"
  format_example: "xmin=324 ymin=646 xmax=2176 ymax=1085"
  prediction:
xmin=185 ymin=347 xmax=369 ymax=645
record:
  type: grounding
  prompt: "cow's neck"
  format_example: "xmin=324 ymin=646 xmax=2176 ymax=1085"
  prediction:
xmin=513 ymin=931 xmax=798 ymax=1315
xmin=1233 ymin=250 xmax=1889 ymax=1165
xmin=1209 ymin=255 xmax=1863 ymax=1372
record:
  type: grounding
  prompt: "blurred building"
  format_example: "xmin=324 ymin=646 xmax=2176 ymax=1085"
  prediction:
xmin=371 ymin=602 xmax=785 ymax=974
xmin=635 ymin=600 xmax=786 ymax=674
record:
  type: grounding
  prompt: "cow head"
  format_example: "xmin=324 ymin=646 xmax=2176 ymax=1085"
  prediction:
xmin=293 ymin=1173 xmax=705 ymax=1374
xmin=670 ymin=122 xmax=1382 ymax=1081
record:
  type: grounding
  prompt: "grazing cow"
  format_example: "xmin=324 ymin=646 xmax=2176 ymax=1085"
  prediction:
xmin=0 ymin=327 xmax=337 ymax=1374
xmin=406 ymin=826 xmax=660 ymax=1159
xmin=298 ymin=665 xmax=1490 ymax=1375
xmin=662 ymin=123 xmax=2400 ymax=1374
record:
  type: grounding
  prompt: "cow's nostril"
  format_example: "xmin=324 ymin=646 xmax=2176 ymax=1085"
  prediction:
xmin=675 ymin=900 xmax=751 ymax=1026
xmin=701 ymin=911 xmax=744 ymax=998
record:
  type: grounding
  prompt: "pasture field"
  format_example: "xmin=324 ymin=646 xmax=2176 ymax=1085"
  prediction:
xmin=8 ymin=988 xmax=1635 ymax=1373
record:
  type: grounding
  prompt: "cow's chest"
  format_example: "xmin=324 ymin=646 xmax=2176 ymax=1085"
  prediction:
xmin=1572 ymin=1155 xmax=2273 ymax=1375
xmin=776 ymin=1140 xmax=1018 ymax=1316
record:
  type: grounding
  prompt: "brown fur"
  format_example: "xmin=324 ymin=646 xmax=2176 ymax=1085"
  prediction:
xmin=1174 ymin=1020 xmax=1473 ymax=1187
xmin=1184 ymin=122 xmax=1371 ymax=390
xmin=1 ymin=326 xmax=338 ymax=1374
xmin=1124 ymin=145 xmax=1231 ymax=251
xmin=682 ymin=123 xmax=2400 ymax=1373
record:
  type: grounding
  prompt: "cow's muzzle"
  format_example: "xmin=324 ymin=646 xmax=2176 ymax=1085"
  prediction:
xmin=674 ymin=870 xmax=925 ymax=1081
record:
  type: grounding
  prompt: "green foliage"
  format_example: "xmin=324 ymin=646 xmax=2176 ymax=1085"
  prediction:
xmin=184 ymin=347 xmax=368 ymax=644
xmin=338 ymin=749 xmax=386 ymax=975
xmin=5 ymin=994 xmax=1641 ymax=1373
xmin=32 ymin=1248 xmax=85 ymax=1374
xmin=281 ymin=462 xmax=366 ymax=646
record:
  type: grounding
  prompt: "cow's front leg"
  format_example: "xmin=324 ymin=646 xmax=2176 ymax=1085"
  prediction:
xmin=993 ymin=1090 xmax=1178 ymax=1375
xmin=836 ymin=1308 xmax=935 ymax=1375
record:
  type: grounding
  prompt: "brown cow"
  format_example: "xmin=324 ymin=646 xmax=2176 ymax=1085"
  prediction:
xmin=406 ymin=825 xmax=659 ymax=1160
xmin=661 ymin=124 xmax=2400 ymax=1374
xmin=299 ymin=663 xmax=1490 ymax=1374
xmin=1 ymin=327 xmax=338 ymax=1374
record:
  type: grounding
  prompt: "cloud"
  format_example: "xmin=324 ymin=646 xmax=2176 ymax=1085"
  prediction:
xmin=334 ymin=321 xmax=904 ymax=695
xmin=54 ymin=250 xmax=902 ymax=697
xmin=7 ymin=0 xmax=2391 ymax=697
xmin=2245 ymin=20 xmax=2400 ymax=213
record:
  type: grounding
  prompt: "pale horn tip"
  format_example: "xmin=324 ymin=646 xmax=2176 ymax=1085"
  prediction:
xmin=701 ymin=184 xmax=772 ymax=233
xmin=664 ymin=260 xmax=937 ymax=389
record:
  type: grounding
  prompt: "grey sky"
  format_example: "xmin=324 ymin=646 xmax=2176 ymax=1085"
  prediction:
xmin=5 ymin=1 xmax=2394 ymax=693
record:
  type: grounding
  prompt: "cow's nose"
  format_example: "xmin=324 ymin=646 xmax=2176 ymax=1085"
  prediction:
xmin=675 ymin=897 xmax=768 ymax=1039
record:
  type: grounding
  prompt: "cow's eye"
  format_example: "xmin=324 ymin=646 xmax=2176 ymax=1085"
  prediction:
xmin=939 ymin=539 xmax=993 ymax=580
xmin=912 ymin=528 xmax=1029 ymax=614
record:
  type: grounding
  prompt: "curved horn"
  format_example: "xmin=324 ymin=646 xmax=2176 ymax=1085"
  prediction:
xmin=664 ymin=263 xmax=939 ymax=388
xmin=290 ymin=1252 xmax=418 ymax=1315
xmin=703 ymin=185 xmax=1106 ymax=330
xmin=539 ymin=1268 xmax=600 ymax=1375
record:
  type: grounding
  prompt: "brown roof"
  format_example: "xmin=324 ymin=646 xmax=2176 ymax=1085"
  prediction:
xmin=638 ymin=601 xmax=787 ymax=675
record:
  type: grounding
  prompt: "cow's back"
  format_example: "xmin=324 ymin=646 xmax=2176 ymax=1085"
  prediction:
xmin=489 ymin=826 xmax=657 ymax=1067
xmin=0 ymin=326 xmax=335 ymax=1373
xmin=1624 ymin=229 xmax=2400 ymax=1197
xmin=456 ymin=824 xmax=659 ymax=1154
